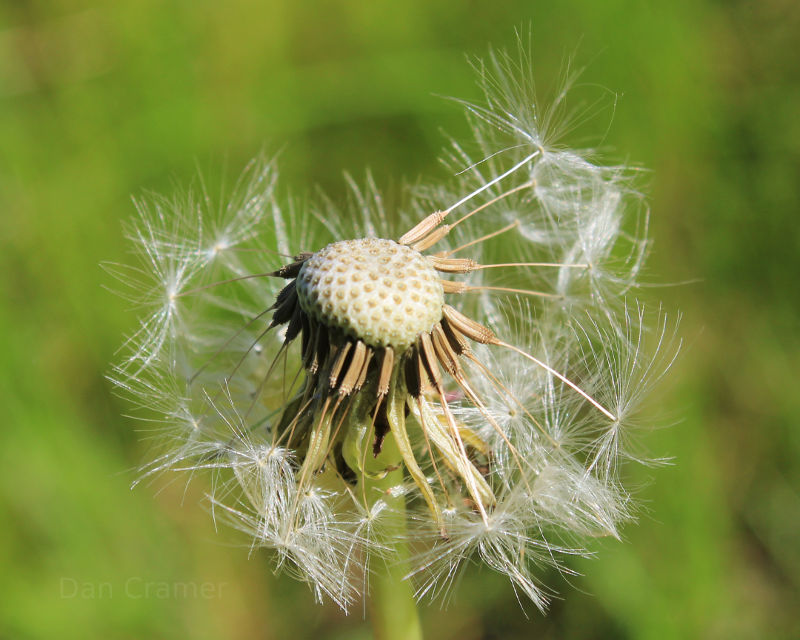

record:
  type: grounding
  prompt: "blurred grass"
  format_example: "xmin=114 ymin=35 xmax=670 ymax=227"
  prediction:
xmin=1 ymin=0 xmax=799 ymax=638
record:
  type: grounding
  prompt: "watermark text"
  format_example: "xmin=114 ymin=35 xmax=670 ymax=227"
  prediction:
xmin=59 ymin=577 xmax=227 ymax=600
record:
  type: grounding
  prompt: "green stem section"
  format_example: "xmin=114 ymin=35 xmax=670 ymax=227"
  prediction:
xmin=343 ymin=372 xmax=422 ymax=639
xmin=362 ymin=461 xmax=422 ymax=640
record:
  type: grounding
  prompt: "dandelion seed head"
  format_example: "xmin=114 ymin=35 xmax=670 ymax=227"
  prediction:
xmin=112 ymin=37 xmax=680 ymax=612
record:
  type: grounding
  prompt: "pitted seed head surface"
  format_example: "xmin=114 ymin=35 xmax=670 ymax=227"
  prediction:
xmin=296 ymin=238 xmax=444 ymax=349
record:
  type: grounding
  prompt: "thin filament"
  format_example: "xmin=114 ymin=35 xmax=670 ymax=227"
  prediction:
xmin=444 ymin=151 xmax=540 ymax=214
xmin=463 ymin=351 xmax=560 ymax=448
xmin=462 ymin=285 xmax=560 ymax=299
xmin=441 ymin=220 xmax=520 ymax=257
xmin=474 ymin=262 xmax=588 ymax=270
xmin=494 ymin=340 xmax=617 ymax=421
xmin=447 ymin=181 xmax=534 ymax=231
xmin=174 ymin=271 xmax=275 ymax=298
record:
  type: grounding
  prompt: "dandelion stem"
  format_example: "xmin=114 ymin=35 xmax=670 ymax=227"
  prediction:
xmin=356 ymin=400 xmax=422 ymax=640
xmin=362 ymin=443 xmax=423 ymax=640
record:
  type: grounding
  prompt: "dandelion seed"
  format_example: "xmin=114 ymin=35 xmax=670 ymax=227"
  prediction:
xmin=112 ymin=38 xmax=679 ymax=616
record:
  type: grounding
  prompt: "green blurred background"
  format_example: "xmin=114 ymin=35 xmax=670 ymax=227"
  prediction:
xmin=1 ymin=1 xmax=798 ymax=638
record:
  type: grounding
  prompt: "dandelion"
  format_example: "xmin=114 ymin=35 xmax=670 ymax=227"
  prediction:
xmin=112 ymin=37 xmax=679 ymax=637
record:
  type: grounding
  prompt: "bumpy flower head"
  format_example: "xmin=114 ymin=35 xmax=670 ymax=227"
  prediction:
xmin=111 ymin=42 xmax=679 ymax=611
